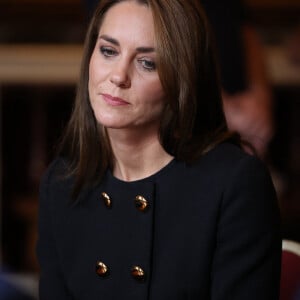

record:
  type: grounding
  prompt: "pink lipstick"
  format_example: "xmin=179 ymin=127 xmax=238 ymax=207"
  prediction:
xmin=102 ymin=94 xmax=129 ymax=106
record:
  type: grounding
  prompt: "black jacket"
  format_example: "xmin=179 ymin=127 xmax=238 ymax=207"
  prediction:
xmin=37 ymin=143 xmax=281 ymax=299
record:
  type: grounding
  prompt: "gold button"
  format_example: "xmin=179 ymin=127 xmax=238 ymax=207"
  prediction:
xmin=135 ymin=195 xmax=148 ymax=212
xmin=96 ymin=261 xmax=109 ymax=277
xmin=131 ymin=265 xmax=146 ymax=281
xmin=101 ymin=192 xmax=112 ymax=208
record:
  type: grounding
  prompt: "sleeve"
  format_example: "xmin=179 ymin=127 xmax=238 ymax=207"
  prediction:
xmin=36 ymin=163 xmax=73 ymax=300
xmin=211 ymin=155 xmax=281 ymax=299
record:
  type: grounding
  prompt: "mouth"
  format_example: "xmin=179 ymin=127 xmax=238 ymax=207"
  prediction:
xmin=101 ymin=93 xmax=130 ymax=106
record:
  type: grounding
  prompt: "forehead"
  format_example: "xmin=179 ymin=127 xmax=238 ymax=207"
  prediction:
xmin=99 ymin=1 xmax=155 ymax=45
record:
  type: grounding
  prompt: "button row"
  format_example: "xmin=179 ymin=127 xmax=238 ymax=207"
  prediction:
xmin=101 ymin=192 xmax=149 ymax=211
xmin=96 ymin=261 xmax=146 ymax=281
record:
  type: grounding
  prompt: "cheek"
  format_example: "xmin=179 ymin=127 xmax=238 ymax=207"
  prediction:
xmin=88 ymin=51 xmax=105 ymax=86
xmin=145 ymin=80 xmax=165 ymax=106
xmin=88 ymin=57 xmax=97 ymax=87
xmin=88 ymin=60 xmax=101 ymax=111
xmin=138 ymin=74 xmax=164 ymax=98
xmin=88 ymin=63 xmax=95 ymax=96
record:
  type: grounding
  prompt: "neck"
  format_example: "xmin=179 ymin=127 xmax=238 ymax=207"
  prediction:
xmin=107 ymin=128 xmax=173 ymax=181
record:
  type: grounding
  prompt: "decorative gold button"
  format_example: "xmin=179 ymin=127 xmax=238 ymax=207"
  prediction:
xmin=96 ymin=261 xmax=109 ymax=277
xmin=101 ymin=192 xmax=112 ymax=208
xmin=135 ymin=195 xmax=148 ymax=212
xmin=131 ymin=265 xmax=146 ymax=281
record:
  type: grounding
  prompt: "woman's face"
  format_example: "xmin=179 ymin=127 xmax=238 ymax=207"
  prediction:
xmin=88 ymin=1 xmax=165 ymax=133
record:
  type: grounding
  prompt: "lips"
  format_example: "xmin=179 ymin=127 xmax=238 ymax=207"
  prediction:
xmin=101 ymin=93 xmax=129 ymax=106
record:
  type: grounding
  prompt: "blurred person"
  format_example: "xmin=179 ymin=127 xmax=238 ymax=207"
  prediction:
xmin=37 ymin=0 xmax=281 ymax=299
xmin=200 ymin=0 xmax=274 ymax=159
xmin=286 ymin=24 xmax=300 ymax=65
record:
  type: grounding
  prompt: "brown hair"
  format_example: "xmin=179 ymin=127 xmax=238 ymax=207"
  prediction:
xmin=58 ymin=0 xmax=234 ymax=198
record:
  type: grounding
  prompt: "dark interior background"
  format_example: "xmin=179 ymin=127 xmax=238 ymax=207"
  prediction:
xmin=0 ymin=1 xmax=299 ymax=293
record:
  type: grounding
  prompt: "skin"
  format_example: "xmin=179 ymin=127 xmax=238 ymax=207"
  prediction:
xmin=88 ymin=1 xmax=173 ymax=181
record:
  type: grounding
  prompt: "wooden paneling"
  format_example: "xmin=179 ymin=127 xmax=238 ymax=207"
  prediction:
xmin=247 ymin=0 xmax=300 ymax=7
xmin=0 ymin=44 xmax=82 ymax=84
xmin=0 ymin=44 xmax=299 ymax=86
xmin=1 ymin=0 xmax=81 ymax=3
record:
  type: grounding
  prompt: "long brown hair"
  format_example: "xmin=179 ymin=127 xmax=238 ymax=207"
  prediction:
xmin=58 ymin=0 xmax=234 ymax=198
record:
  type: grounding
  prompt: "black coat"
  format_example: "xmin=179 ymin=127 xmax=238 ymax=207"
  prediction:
xmin=37 ymin=143 xmax=281 ymax=299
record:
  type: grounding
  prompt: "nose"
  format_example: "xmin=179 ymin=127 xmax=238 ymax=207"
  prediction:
xmin=110 ymin=59 xmax=131 ymax=88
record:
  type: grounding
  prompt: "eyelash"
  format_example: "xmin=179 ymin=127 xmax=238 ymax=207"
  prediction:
xmin=99 ymin=46 xmax=156 ymax=71
xmin=100 ymin=46 xmax=117 ymax=57
xmin=137 ymin=59 xmax=156 ymax=71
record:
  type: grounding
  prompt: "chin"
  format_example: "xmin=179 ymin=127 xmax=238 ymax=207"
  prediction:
xmin=96 ymin=118 xmax=128 ymax=129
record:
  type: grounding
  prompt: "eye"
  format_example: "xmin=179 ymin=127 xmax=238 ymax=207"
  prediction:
xmin=100 ymin=46 xmax=117 ymax=57
xmin=138 ymin=58 xmax=156 ymax=71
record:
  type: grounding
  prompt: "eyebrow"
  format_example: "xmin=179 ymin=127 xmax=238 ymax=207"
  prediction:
xmin=99 ymin=35 xmax=155 ymax=53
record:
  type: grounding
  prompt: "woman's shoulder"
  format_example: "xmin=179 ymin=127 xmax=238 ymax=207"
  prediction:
xmin=206 ymin=142 xmax=252 ymax=162
xmin=42 ymin=156 xmax=69 ymax=181
xmin=202 ymin=142 xmax=276 ymax=201
xmin=192 ymin=142 xmax=274 ymax=191
xmin=198 ymin=142 xmax=263 ymax=172
xmin=39 ymin=156 xmax=73 ymax=198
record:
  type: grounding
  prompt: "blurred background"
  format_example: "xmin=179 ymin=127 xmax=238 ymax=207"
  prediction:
xmin=0 ymin=0 xmax=299 ymax=299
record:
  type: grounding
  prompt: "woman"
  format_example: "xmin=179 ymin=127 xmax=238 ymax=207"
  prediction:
xmin=37 ymin=0 xmax=281 ymax=299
